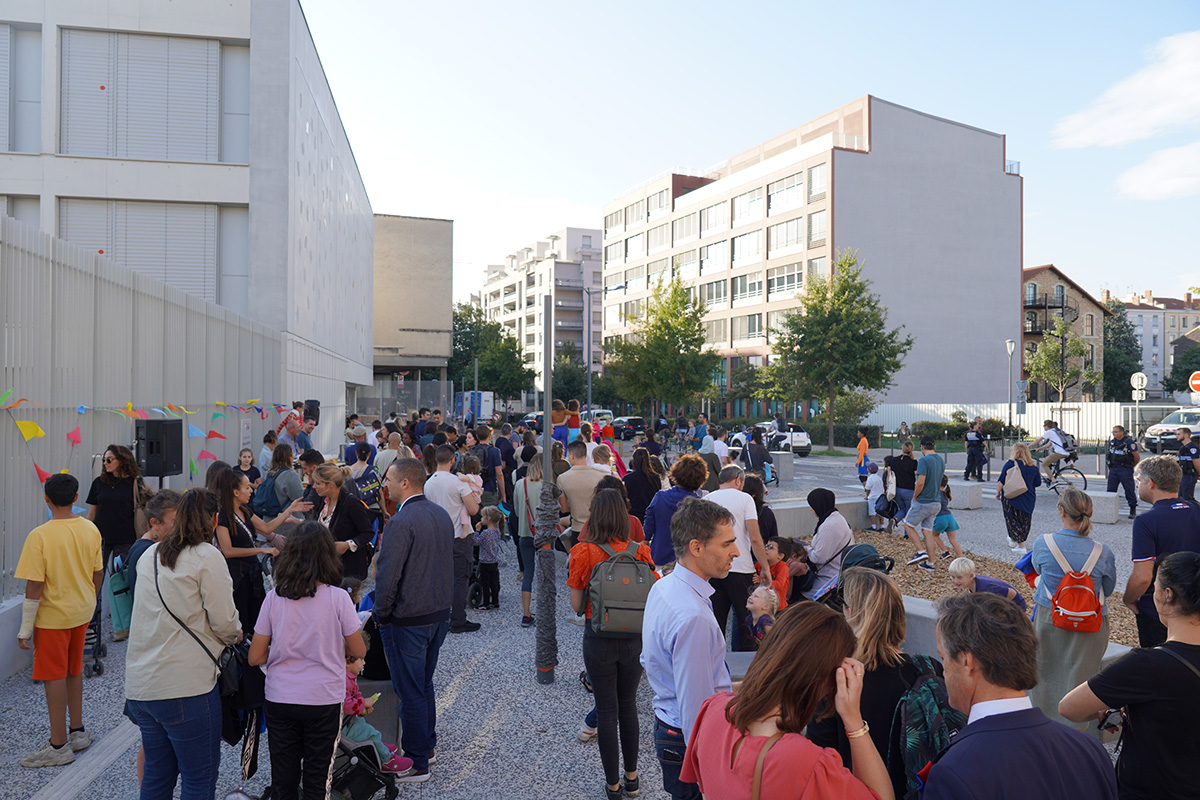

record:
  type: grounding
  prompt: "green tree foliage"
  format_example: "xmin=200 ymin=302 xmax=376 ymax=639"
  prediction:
xmin=590 ymin=372 xmax=622 ymax=411
xmin=1102 ymin=299 xmax=1142 ymax=401
xmin=811 ymin=390 xmax=878 ymax=425
xmin=1163 ymin=344 xmax=1200 ymax=393
xmin=605 ymin=276 xmax=722 ymax=411
xmin=449 ymin=303 xmax=536 ymax=401
xmin=1025 ymin=314 xmax=1101 ymax=407
xmin=762 ymin=251 xmax=913 ymax=449
xmin=552 ymin=341 xmax=586 ymax=403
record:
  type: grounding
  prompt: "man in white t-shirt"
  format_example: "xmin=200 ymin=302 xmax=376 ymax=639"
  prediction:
xmin=1031 ymin=419 xmax=1069 ymax=485
xmin=712 ymin=427 xmax=731 ymax=466
xmin=704 ymin=465 xmax=771 ymax=651
xmin=424 ymin=445 xmax=481 ymax=634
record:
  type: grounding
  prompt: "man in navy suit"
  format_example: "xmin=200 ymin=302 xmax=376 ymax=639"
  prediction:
xmin=924 ymin=593 xmax=1117 ymax=800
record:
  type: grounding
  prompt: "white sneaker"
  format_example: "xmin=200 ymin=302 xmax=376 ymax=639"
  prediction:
xmin=20 ymin=742 xmax=75 ymax=768
xmin=577 ymin=724 xmax=598 ymax=742
xmin=1007 ymin=537 xmax=1017 ymax=548
xmin=1011 ymin=546 xmax=1028 ymax=556
xmin=69 ymin=729 xmax=94 ymax=752
xmin=567 ymin=612 xmax=586 ymax=627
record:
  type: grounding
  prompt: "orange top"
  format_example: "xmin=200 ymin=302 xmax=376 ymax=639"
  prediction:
xmin=566 ymin=538 xmax=657 ymax=618
xmin=551 ymin=409 xmax=568 ymax=425
xmin=856 ymin=436 xmax=869 ymax=466
xmin=769 ymin=560 xmax=790 ymax=610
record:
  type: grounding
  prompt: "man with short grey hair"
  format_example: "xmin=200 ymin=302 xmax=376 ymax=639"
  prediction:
xmin=704 ymin=465 xmax=770 ymax=651
xmin=924 ymin=593 xmax=1117 ymax=799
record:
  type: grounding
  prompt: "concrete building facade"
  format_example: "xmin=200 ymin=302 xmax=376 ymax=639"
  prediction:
xmin=0 ymin=0 xmax=373 ymax=452
xmin=600 ymin=97 xmax=1022 ymax=407
xmin=1108 ymin=290 xmax=1200 ymax=399
xmin=1021 ymin=265 xmax=1109 ymax=402
xmin=480 ymin=227 xmax=603 ymax=405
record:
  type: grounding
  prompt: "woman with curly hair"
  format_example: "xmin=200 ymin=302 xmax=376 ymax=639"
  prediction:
xmin=643 ymin=454 xmax=709 ymax=568
xmin=86 ymin=444 xmax=149 ymax=572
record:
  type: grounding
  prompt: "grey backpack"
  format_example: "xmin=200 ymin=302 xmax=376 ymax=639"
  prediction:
xmin=582 ymin=541 xmax=655 ymax=638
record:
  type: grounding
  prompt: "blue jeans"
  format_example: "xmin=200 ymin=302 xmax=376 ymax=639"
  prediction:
xmin=654 ymin=718 xmax=699 ymax=800
xmin=380 ymin=620 xmax=449 ymax=770
xmin=126 ymin=685 xmax=222 ymax=800
xmin=519 ymin=536 xmax=536 ymax=593
xmin=895 ymin=488 xmax=914 ymax=521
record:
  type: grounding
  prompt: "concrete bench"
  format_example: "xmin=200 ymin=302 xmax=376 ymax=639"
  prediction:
xmin=773 ymin=497 xmax=869 ymax=539
xmin=1086 ymin=490 xmax=1120 ymax=524
xmin=357 ymin=678 xmax=401 ymax=746
xmin=947 ymin=480 xmax=982 ymax=510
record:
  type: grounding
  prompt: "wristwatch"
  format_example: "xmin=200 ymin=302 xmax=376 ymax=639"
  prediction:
xmin=347 ymin=540 xmax=358 ymax=553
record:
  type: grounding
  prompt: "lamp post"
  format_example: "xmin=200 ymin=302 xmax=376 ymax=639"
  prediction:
xmin=582 ymin=281 xmax=624 ymax=413
xmin=1005 ymin=338 xmax=1016 ymax=436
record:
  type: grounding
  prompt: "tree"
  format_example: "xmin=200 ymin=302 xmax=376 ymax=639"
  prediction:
xmin=1163 ymin=344 xmax=1200 ymax=393
xmin=551 ymin=341 xmax=586 ymax=403
xmin=811 ymin=389 xmax=878 ymax=425
xmin=605 ymin=276 xmax=722 ymax=412
xmin=449 ymin=303 xmax=536 ymax=401
xmin=590 ymin=372 xmax=621 ymax=412
xmin=763 ymin=250 xmax=913 ymax=450
xmin=1025 ymin=314 xmax=1101 ymax=410
xmin=1102 ymin=299 xmax=1142 ymax=401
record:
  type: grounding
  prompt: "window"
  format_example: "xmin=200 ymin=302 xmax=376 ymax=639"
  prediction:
xmin=1136 ymin=314 xmax=1143 ymax=326
xmin=582 ymin=235 xmax=592 ymax=248
xmin=767 ymin=310 xmax=788 ymax=334
xmin=647 ymin=257 xmax=669 ymax=285
xmin=604 ymin=209 xmax=624 ymax=234
xmin=672 ymin=212 xmax=698 ymax=243
xmin=767 ymin=217 xmax=804 ymax=256
xmin=673 ymin=249 xmax=697 ymax=279
xmin=623 ymin=299 xmax=643 ymax=322
xmin=1 ymin=24 xmax=42 ymax=153
xmin=647 ymin=188 xmax=670 ymax=219
xmin=807 ymin=257 xmax=827 ymax=284
xmin=1170 ymin=315 xmax=1176 ymax=328
xmin=704 ymin=318 xmax=727 ymax=345
xmin=700 ymin=240 xmax=726 ymax=275
xmin=732 ymin=188 xmax=764 ymax=225
xmin=604 ymin=241 xmax=623 ymax=266
xmin=732 ymin=230 xmax=763 ymax=265
xmin=701 ymin=201 xmax=728 ymax=235
xmin=1087 ymin=344 xmax=1096 ymax=368
xmin=624 ymin=199 xmax=645 ymax=228
xmin=1153 ymin=315 xmax=1159 ymax=327
xmin=1026 ymin=283 xmax=1038 ymax=303
xmin=1053 ymin=284 xmax=1065 ymax=305
xmin=767 ymin=173 xmax=802 ymax=214
xmin=731 ymin=272 xmax=763 ymax=303
xmin=807 ymin=163 xmax=828 ymax=202
xmin=767 ymin=262 xmax=802 ymax=299
xmin=1084 ymin=313 xmax=1094 ymax=336
xmin=807 ymin=210 xmax=827 ymax=247
xmin=732 ymin=313 xmax=763 ymax=341
xmin=604 ymin=304 xmax=621 ymax=328
xmin=1152 ymin=334 xmax=1158 ymax=346
xmin=1025 ymin=311 xmax=1038 ymax=333
xmin=1152 ymin=352 xmax=1158 ymax=366
xmin=604 ymin=272 xmax=625 ymax=293
xmin=700 ymin=279 xmax=726 ymax=309
xmin=625 ymin=264 xmax=646 ymax=293
xmin=625 ymin=233 xmax=643 ymax=260
xmin=646 ymin=223 xmax=670 ymax=252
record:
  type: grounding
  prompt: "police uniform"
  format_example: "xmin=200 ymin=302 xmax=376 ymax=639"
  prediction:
xmin=1106 ymin=435 xmax=1139 ymax=515
xmin=1179 ymin=439 xmax=1199 ymax=503
xmin=963 ymin=428 xmax=985 ymax=481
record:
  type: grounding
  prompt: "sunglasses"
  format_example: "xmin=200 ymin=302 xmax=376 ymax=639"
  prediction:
xmin=103 ymin=457 xmax=116 ymax=463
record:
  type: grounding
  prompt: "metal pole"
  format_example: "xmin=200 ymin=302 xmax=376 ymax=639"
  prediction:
xmin=585 ymin=286 xmax=593 ymax=412
xmin=535 ymin=294 xmax=558 ymax=685
xmin=1006 ymin=339 xmax=1016 ymax=437
xmin=473 ymin=357 xmax=479 ymax=424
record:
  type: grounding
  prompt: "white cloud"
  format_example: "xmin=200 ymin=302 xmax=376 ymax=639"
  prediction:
xmin=1052 ymin=30 xmax=1200 ymax=148
xmin=1117 ymin=139 xmax=1200 ymax=200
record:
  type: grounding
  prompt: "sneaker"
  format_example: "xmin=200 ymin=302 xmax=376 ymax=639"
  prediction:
xmin=68 ymin=729 xmax=94 ymax=752
xmin=1129 ymin=508 xmax=1137 ymax=519
xmin=381 ymin=753 xmax=415 ymax=773
xmin=624 ymin=776 xmax=641 ymax=797
xmin=917 ymin=562 xmax=935 ymax=572
xmin=385 ymin=743 xmax=398 ymax=755
xmin=939 ymin=551 xmax=952 ymax=561
xmin=521 ymin=615 xmax=534 ymax=628
xmin=577 ymin=724 xmax=598 ymax=742
xmin=112 ymin=629 xmax=129 ymax=642
xmin=20 ymin=742 xmax=75 ymax=768
xmin=1007 ymin=537 xmax=1018 ymax=548
xmin=1012 ymin=546 xmax=1028 ymax=556
xmin=450 ymin=620 xmax=481 ymax=633
xmin=427 ymin=748 xmax=437 ymax=766
xmin=580 ymin=670 xmax=593 ymax=693
xmin=567 ymin=612 xmax=587 ymax=627
xmin=906 ymin=552 xmax=928 ymax=565
xmin=392 ymin=767 xmax=431 ymax=783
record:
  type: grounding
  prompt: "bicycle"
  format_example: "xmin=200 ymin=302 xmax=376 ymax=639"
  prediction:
xmin=1033 ymin=453 xmax=1088 ymax=494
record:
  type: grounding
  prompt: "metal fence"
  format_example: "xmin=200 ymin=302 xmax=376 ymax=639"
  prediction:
xmin=1 ymin=216 xmax=283 ymax=603
xmin=870 ymin=401 xmax=1183 ymax=441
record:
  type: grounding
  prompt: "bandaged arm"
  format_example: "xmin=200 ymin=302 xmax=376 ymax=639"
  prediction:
xmin=18 ymin=598 xmax=40 ymax=641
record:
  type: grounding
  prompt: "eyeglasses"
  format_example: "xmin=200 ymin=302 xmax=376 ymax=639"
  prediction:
xmin=103 ymin=457 xmax=116 ymax=463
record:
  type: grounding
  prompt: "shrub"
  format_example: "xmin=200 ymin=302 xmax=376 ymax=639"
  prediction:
xmin=809 ymin=424 xmax=883 ymax=447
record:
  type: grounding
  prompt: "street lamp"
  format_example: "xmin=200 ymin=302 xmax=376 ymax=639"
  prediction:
xmin=582 ymin=281 xmax=624 ymax=413
xmin=1005 ymin=338 xmax=1016 ymax=435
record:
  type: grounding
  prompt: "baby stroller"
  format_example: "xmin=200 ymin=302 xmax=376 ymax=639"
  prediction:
xmin=330 ymin=734 xmax=399 ymax=800
xmin=468 ymin=548 xmax=484 ymax=610
xmin=813 ymin=543 xmax=894 ymax=613
xmin=82 ymin=597 xmax=107 ymax=677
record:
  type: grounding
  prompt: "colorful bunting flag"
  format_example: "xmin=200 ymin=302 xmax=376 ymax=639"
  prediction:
xmin=3 ymin=398 xmax=38 ymax=410
xmin=189 ymin=457 xmax=199 ymax=475
xmin=180 ymin=406 xmax=198 ymax=414
xmin=206 ymin=431 xmax=227 ymax=440
xmin=248 ymin=399 xmax=262 ymax=405
xmin=197 ymin=450 xmax=217 ymax=461
xmin=212 ymin=412 xmax=228 ymax=421
xmin=77 ymin=405 xmax=89 ymax=414
xmin=34 ymin=464 xmax=52 ymax=483
xmin=215 ymin=401 xmax=227 ymax=407
xmin=15 ymin=421 xmax=46 ymax=441
xmin=152 ymin=408 xmax=167 ymax=416
xmin=188 ymin=424 xmax=206 ymax=438
xmin=0 ymin=389 xmax=12 ymax=406
xmin=66 ymin=427 xmax=81 ymax=446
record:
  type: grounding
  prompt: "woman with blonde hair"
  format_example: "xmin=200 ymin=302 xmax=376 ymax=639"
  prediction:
xmin=1028 ymin=487 xmax=1116 ymax=728
xmin=808 ymin=568 xmax=955 ymax=798
xmin=996 ymin=441 xmax=1042 ymax=555
xmin=591 ymin=444 xmax=615 ymax=475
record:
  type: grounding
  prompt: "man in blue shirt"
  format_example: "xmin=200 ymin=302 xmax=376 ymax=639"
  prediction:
xmin=904 ymin=436 xmax=945 ymax=572
xmin=689 ymin=413 xmax=708 ymax=451
xmin=642 ymin=498 xmax=738 ymax=800
xmin=294 ymin=416 xmax=316 ymax=454
xmin=963 ymin=421 xmax=985 ymax=481
xmin=1125 ymin=455 xmax=1200 ymax=646
xmin=1106 ymin=425 xmax=1140 ymax=519
xmin=1176 ymin=427 xmax=1199 ymax=503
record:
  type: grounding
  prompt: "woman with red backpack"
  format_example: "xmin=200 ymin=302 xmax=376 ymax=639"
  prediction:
xmin=1028 ymin=487 xmax=1116 ymax=728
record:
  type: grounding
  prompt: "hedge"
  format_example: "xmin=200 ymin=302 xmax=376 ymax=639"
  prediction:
xmin=910 ymin=418 xmax=1028 ymax=441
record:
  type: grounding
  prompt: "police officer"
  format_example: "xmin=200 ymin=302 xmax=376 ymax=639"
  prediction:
xmin=1176 ymin=427 xmax=1199 ymax=503
xmin=963 ymin=421 xmax=985 ymax=481
xmin=1107 ymin=425 xmax=1140 ymax=519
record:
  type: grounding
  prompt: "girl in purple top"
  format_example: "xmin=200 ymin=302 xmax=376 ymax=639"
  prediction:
xmin=949 ymin=557 xmax=1027 ymax=611
xmin=249 ymin=522 xmax=367 ymax=799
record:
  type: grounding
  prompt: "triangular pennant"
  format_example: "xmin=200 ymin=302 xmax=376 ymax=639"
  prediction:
xmin=15 ymin=421 xmax=45 ymax=441
xmin=135 ymin=409 xmax=149 ymax=420
xmin=3 ymin=398 xmax=38 ymax=410
xmin=152 ymin=408 xmax=168 ymax=416
xmin=197 ymin=449 xmax=217 ymax=460
xmin=180 ymin=406 xmax=198 ymax=414
xmin=188 ymin=424 xmax=206 ymax=438
xmin=66 ymin=426 xmax=81 ymax=446
xmin=34 ymin=464 xmax=52 ymax=483
xmin=0 ymin=389 xmax=12 ymax=406
xmin=206 ymin=430 xmax=227 ymax=440
xmin=189 ymin=457 xmax=199 ymax=475
xmin=77 ymin=405 xmax=89 ymax=414
xmin=247 ymin=398 xmax=262 ymax=405
xmin=126 ymin=402 xmax=133 ymax=413
xmin=215 ymin=401 xmax=227 ymax=407
xmin=212 ymin=412 xmax=228 ymax=421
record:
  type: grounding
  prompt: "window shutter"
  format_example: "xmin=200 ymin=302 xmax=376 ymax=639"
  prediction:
xmin=60 ymin=29 xmax=116 ymax=156
xmin=163 ymin=202 xmax=218 ymax=300
xmin=59 ymin=198 xmax=114 ymax=254
xmin=165 ymin=36 xmax=219 ymax=162
xmin=115 ymin=33 xmax=169 ymax=159
xmin=0 ymin=24 xmax=10 ymax=151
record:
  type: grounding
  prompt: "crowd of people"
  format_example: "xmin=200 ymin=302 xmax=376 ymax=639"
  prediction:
xmin=11 ymin=405 xmax=1200 ymax=800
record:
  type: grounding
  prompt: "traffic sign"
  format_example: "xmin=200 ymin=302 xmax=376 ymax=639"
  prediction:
xmin=491 ymin=411 xmax=502 ymax=422
xmin=1190 ymin=371 xmax=1200 ymax=393
xmin=1131 ymin=389 xmax=1147 ymax=401
xmin=1131 ymin=372 xmax=1148 ymax=390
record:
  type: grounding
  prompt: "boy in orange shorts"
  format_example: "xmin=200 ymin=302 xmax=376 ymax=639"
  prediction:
xmin=15 ymin=473 xmax=104 ymax=768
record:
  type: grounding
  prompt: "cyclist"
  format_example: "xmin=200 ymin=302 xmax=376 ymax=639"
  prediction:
xmin=1031 ymin=419 xmax=1072 ymax=487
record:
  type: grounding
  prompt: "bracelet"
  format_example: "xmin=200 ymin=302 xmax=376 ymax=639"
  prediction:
xmin=846 ymin=721 xmax=870 ymax=739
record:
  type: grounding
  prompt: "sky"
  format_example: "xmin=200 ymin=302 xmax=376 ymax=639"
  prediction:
xmin=299 ymin=0 xmax=1200 ymax=305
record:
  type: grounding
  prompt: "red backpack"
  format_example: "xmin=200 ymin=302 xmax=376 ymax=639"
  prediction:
xmin=1044 ymin=536 xmax=1105 ymax=632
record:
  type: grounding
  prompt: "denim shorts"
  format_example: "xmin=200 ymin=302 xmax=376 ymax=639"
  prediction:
xmin=904 ymin=499 xmax=941 ymax=530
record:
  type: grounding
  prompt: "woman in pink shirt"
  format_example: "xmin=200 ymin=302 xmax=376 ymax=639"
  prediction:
xmin=681 ymin=602 xmax=894 ymax=800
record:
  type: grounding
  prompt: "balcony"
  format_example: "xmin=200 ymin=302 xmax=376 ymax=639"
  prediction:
xmin=556 ymin=319 xmax=584 ymax=330
xmin=555 ymin=278 xmax=584 ymax=289
xmin=1006 ymin=160 xmax=1021 ymax=175
xmin=554 ymin=299 xmax=584 ymax=309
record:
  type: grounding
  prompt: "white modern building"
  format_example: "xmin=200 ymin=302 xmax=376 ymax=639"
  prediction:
xmin=0 ymin=0 xmax=373 ymax=451
xmin=1110 ymin=290 xmax=1200 ymax=399
xmin=601 ymin=96 xmax=1022 ymax=409
xmin=480 ymin=227 xmax=603 ymax=406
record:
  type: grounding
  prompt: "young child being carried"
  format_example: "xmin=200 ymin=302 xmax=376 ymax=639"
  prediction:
xmin=473 ymin=506 xmax=503 ymax=610
xmin=744 ymin=586 xmax=779 ymax=650
xmin=344 ymin=634 xmax=410 ymax=772
xmin=456 ymin=455 xmax=484 ymax=536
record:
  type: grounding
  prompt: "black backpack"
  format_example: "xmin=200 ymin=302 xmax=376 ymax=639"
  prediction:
xmin=841 ymin=543 xmax=894 ymax=574
xmin=250 ymin=470 xmax=284 ymax=518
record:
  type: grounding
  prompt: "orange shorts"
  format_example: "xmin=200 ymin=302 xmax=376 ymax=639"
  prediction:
xmin=32 ymin=623 xmax=88 ymax=681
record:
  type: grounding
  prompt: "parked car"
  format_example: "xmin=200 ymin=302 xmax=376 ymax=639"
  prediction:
xmin=729 ymin=421 xmax=813 ymax=457
xmin=582 ymin=408 xmax=614 ymax=425
xmin=612 ymin=416 xmax=646 ymax=440
xmin=520 ymin=412 xmax=544 ymax=433
xmin=1142 ymin=407 xmax=1200 ymax=453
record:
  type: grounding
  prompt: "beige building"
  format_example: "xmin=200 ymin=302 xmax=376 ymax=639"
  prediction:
xmin=480 ymin=227 xmax=602 ymax=406
xmin=1107 ymin=289 xmax=1200 ymax=399
xmin=370 ymin=214 xmax=453 ymax=415
xmin=1021 ymin=265 xmax=1109 ymax=401
xmin=601 ymin=96 xmax=1022 ymax=410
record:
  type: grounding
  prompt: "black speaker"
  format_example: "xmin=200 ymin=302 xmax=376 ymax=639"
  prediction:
xmin=135 ymin=419 xmax=184 ymax=477
xmin=304 ymin=399 xmax=321 ymax=425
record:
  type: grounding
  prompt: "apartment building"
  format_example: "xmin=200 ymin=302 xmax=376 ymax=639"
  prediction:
xmin=1021 ymin=265 xmax=1109 ymax=402
xmin=601 ymin=96 xmax=1021 ymax=407
xmin=1109 ymin=290 xmax=1200 ymax=398
xmin=480 ymin=227 xmax=602 ymax=405
xmin=0 ymin=0 xmax=373 ymax=452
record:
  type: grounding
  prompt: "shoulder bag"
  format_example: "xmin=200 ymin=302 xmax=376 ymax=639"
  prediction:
xmin=154 ymin=555 xmax=240 ymax=697
xmin=1003 ymin=462 xmax=1028 ymax=500
xmin=132 ymin=477 xmax=152 ymax=539
xmin=732 ymin=730 xmax=783 ymax=800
